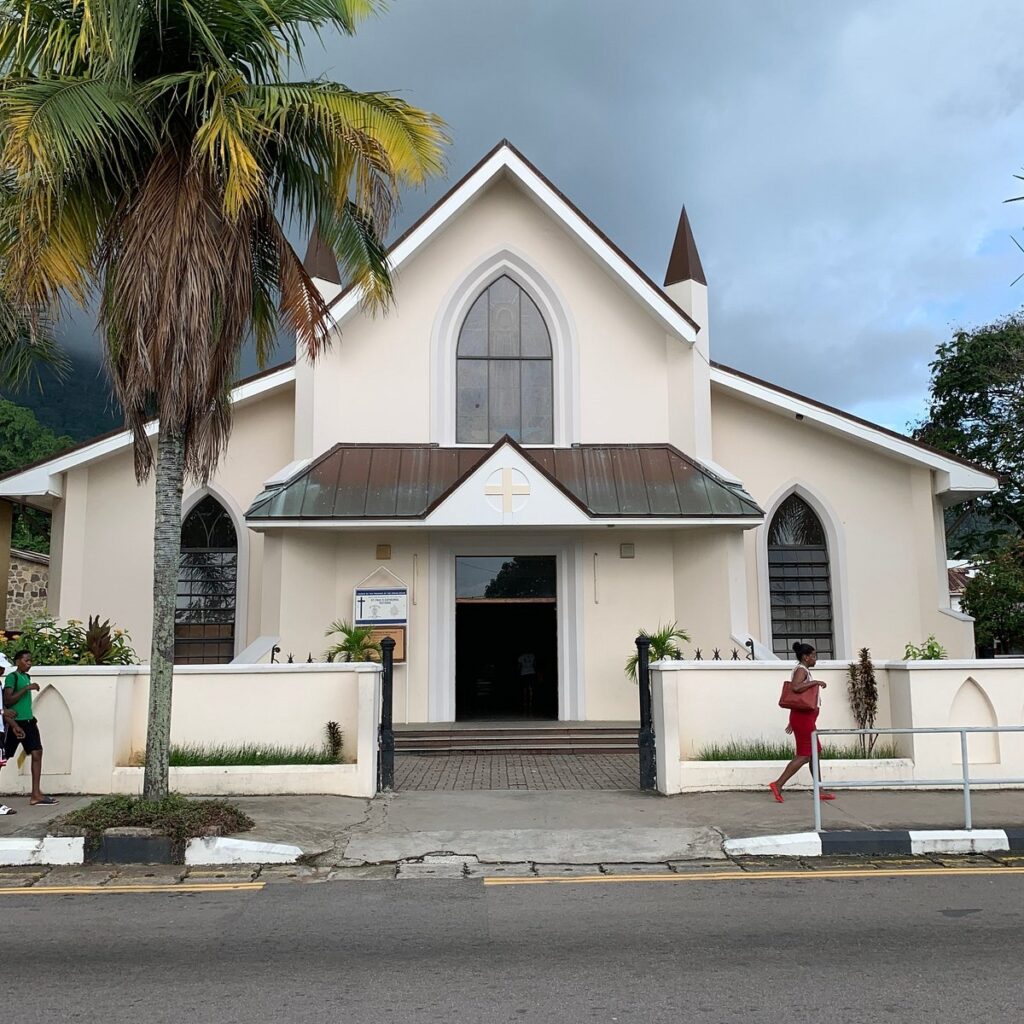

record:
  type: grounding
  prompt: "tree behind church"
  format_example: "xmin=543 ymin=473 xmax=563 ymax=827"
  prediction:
xmin=0 ymin=0 xmax=446 ymax=798
xmin=915 ymin=312 xmax=1024 ymax=557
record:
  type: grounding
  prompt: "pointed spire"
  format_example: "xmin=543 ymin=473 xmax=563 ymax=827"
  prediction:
xmin=303 ymin=224 xmax=341 ymax=285
xmin=664 ymin=206 xmax=706 ymax=287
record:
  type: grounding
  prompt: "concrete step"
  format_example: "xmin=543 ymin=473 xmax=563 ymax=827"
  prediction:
xmin=394 ymin=725 xmax=639 ymax=755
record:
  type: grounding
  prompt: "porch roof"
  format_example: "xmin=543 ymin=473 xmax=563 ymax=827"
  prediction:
xmin=245 ymin=438 xmax=764 ymax=523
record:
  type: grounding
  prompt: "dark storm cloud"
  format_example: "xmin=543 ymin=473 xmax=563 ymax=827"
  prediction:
xmin=61 ymin=1 xmax=1024 ymax=431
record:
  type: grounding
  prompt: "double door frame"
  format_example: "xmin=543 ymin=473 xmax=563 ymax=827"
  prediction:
xmin=427 ymin=533 xmax=585 ymax=722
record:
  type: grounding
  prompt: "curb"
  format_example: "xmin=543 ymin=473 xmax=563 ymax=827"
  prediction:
xmin=723 ymin=828 xmax=1024 ymax=858
xmin=0 ymin=835 xmax=302 ymax=867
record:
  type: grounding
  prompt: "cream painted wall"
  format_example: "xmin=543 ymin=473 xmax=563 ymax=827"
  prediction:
xmin=53 ymin=387 xmax=295 ymax=654
xmin=711 ymin=390 xmax=974 ymax=660
xmin=581 ymin=532 xmax=678 ymax=721
xmin=300 ymin=177 xmax=693 ymax=454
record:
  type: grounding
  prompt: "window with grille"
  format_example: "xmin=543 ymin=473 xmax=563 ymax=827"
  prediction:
xmin=175 ymin=495 xmax=238 ymax=664
xmin=456 ymin=275 xmax=553 ymax=443
xmin=768 ymin=494 xmax=834 ymax=659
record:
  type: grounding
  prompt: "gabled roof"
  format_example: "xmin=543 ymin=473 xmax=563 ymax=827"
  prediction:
xmin=245 ymin=436 xmax=763 ymax=524
xmin=709 ymin=362 xmax=999 ymax=499
xmin=0 ymin=362 xmax=296 ymax=506
xmin=321 ymin=140 xmax=701 ymax=341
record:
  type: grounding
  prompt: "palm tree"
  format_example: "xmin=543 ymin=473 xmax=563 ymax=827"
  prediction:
xmin=624 ymin=622 xmax=690 ymax=682
xmin=323 ymin=620 xmax=381 ymax=663
xmin=0 ymin=0 xmax=446 ymax=798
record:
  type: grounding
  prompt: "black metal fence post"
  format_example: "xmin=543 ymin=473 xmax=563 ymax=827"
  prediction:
xmin=378 ymin=636 xmax=396 ymax=791
xmin=636 ymin=635 xmax=656 ymax=791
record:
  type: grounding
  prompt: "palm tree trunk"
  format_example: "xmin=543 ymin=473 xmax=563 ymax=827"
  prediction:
xmin=143 ymin=428 xmax=186 ymax=800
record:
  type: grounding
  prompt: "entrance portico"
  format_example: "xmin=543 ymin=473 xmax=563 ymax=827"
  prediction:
xmin=245 ymin=436 xmax=765 ymax=725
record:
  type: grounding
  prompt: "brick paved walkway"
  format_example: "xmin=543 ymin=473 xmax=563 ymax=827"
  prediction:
xmin=394 ymin=752 xmax=640 ymax=791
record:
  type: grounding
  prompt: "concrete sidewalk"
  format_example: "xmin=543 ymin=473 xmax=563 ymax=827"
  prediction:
xmin=4 ymin=788 xmax=1021 ymax=868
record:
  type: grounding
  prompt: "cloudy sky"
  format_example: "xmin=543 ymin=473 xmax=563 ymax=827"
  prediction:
xmin=56 ymin=0 xmax=1024 ymax=433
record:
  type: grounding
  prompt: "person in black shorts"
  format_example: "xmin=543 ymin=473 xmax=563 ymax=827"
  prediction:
xmin=3 ymin=650 xmax=57 ymax=806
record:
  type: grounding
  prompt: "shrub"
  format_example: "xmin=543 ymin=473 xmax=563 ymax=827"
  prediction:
xmin=903 ymin=635 xmax=948 ymax=660
xmin=324 ymin=621 xmax=381 ymax=663
xmin=624 ymin=622 xmax=690 ymax=681
xmin=169 ymin=742 xmax=341 ymax=767
xmin=1 ymin=616 xmax=138 ymax=666
xmin=56 ymin=794 xmax=254 ymax=841
xmin=847 ymin=647 xmax=879 ymax=755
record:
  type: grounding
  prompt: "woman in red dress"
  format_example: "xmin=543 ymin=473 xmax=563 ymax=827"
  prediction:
xmin=768 ymin=642 xmax=836 ymax=803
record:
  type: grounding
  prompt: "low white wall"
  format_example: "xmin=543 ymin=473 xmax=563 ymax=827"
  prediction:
xmin=651 ymin=659 xmax=1024 ymax=795
xmin=0 ymin=663 xmax=381 ymax=798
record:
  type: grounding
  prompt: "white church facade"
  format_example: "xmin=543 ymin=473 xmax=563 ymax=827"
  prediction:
xmin=0 ymin=142 xmax=998 ymax=725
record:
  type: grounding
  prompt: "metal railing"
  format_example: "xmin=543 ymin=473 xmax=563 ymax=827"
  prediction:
xmin=810 ymin=726 xmax=1024 ymax=832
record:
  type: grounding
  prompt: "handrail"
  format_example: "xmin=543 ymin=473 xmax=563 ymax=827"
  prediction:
xmin=810 ymin=726 xmax=1024 ymax=833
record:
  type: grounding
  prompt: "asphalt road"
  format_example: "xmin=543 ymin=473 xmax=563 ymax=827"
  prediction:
xmin=8 ymin=870 xmax=1021 ymax=1024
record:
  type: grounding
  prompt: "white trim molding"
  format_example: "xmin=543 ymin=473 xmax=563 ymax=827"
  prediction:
xmin=756 ymin=481 xmax=852 ymax=661
xmin=430 ymin=247 xmax=580 ymax=446
xmin=427 ymin=534 xmax=585 ymax=724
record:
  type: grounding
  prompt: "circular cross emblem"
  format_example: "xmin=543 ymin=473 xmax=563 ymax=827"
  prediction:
xmin=484 ymin=467 xmax=531 ymax=513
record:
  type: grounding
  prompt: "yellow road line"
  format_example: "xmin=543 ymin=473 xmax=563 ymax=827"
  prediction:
xmin=0 ymin=881 xmax=265 ymax=896
xmin=484 ymin=866 xmax=1024 ymax=886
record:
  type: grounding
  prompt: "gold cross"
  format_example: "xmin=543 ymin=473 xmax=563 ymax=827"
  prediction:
xmin=484 ymin=468 xmax=530 ymax=513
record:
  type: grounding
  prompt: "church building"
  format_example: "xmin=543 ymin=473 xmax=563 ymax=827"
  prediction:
xmin=0 ymin=142 xmax=998 ymax=725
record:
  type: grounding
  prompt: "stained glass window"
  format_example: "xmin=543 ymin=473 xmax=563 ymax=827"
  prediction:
xmin=175 ymin=495 xmax=238 ymax=664
xmin=456 ymin=276 xmax=553 ymax=443
xmin=768 ymin=494 xmax=834 ymax=659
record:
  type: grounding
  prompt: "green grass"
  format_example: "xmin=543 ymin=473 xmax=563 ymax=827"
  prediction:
xmin=696 ymin=739 xmax=903 ymax=761
xmin=56 ymin=794 xmax=254 ymax=841
xmin=168 ymin=742 xmax=341 ymax=767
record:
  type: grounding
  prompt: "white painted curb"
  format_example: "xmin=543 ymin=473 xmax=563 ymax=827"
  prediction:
xmin=184 ymin=836 xmax=303 ymax=865
xmin=723 ymin=832 xmax=822 ymax=857
xmin=0 ymin=837 xmax=84 ymax=866
xmin=908 ymin=830 xmax=1009 ymax=855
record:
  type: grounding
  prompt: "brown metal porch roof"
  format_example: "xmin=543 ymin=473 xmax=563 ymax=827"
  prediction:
xmin=245 ymin=438 xmax=763 ymax=522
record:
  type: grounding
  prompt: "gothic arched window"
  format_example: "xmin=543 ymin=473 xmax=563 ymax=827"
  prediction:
xmin=456 ymin=275 xmax=553 ymax=443
xmin=175 ymin=495 xmax=238 ymax=664
xmin=767 ymin=494 xmax=834 ymax=659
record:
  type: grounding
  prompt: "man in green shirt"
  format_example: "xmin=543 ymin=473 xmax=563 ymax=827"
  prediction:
xmin=3 ymin=650 xmax=57 ymax=805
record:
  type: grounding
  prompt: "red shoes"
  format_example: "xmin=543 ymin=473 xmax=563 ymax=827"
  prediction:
xmin=768 ymin=782 xmax=784 ymax=803
xmin=819 ymin=792 xmax=836 ymax=801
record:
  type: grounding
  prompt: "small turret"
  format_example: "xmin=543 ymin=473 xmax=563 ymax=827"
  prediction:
xmin=663 ymin=206 xmax=707 ymax=335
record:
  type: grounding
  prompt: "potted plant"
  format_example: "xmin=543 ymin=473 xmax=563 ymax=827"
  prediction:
xmin=324 ymin=621 xmax=382 ymax=663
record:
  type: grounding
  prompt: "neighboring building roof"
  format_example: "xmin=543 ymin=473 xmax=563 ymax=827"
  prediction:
xmin=947 ymin=565 xmax=973 ymax=595
xmin=322 ymin=140 xmax=702 ymax=341
xmin=245 ymin=438 xmax=764 ymax=523
xmin=9 ymin=549 xmax=49 ymax=566
xmin=302 ymin=225 xmax=342 ymax=285
xmin=664 ymin=207 xmax=707 ymax=287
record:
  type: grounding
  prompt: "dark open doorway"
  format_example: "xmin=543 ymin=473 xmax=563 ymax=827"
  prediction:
xmin=454 ymin=555 xmax=558 ymax=721
xmin=456 ymin=602 xmax=558 ymax=720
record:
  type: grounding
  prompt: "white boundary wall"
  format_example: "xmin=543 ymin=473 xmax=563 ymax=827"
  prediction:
xmin=1 ymin=663 xmax=381 ymax=798
xmin=651 ymin=659 xmax=1024 ymax=794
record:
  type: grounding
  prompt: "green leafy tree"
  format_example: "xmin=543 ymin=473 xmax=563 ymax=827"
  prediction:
xmin=0 ymin=0 xmax=446 ymax=798
xmin=914 ymin=314 xmax=1023 ymax=557
xmin=961 ymin=541 xmax=1024 ymax=654
xmin=0 ymin=398 xmax=73 ymax=552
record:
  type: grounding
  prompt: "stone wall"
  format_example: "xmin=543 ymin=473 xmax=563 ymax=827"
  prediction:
xmin=6 ymin=548 xmax=49 ymax=629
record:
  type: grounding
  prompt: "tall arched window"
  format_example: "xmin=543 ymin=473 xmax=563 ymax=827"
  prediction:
xmin=456 ymin=275 xmax=553 ymax=443
xmin=768 ymin=494 xmax=834 ymax=659
xmin=175 ymin=495 xmax=238 ymax=664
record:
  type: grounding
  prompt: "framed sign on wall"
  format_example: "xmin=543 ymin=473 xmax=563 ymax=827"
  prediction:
xmin=354 ymin=587 xmax=408 ymax=626
xmin=368 ymin=626 xmax=406 ymax=663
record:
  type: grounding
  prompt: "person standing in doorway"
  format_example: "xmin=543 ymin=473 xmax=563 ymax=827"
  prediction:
xmin=518 ymin=650 xmax=537 ymax=715
xmin=768 ymin=642 xmax=835 ymax=803
xmin=3 ymin=650 xmax=57 ymax=806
